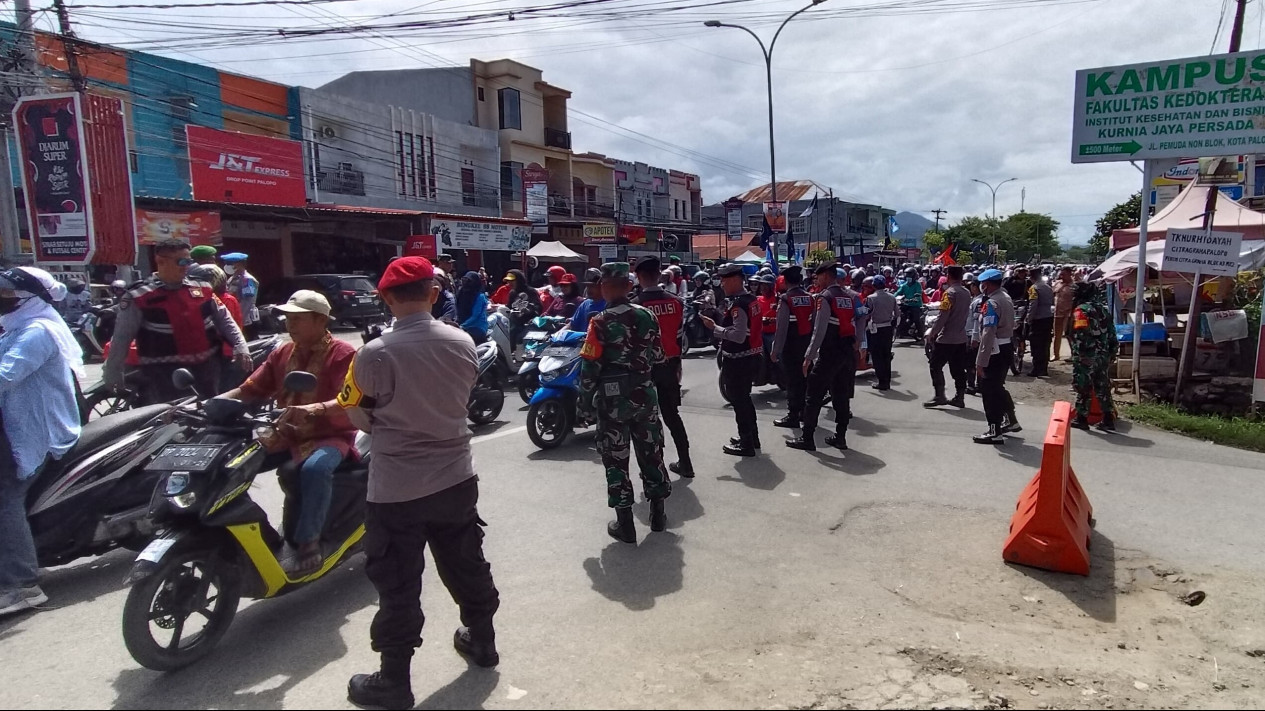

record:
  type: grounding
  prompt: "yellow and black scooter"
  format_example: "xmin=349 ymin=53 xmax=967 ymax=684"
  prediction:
xmin=120 ymin=369 xmax=368 ymax=671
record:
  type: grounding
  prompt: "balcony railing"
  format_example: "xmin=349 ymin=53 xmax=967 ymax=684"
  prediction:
xmin=316 ymin=168 xmax=366 ymax=196
xmin=462 ymin=190 xmax=500 ymax=209
xmin=544 ymin=127 xmax=572 ymax=150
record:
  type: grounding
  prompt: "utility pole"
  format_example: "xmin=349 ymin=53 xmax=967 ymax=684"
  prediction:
xmin=1 ymin=0 xmax=38 ymax=263
xmin=54 ymin=0 xmax=87 ymax=93
xmin=1020 ymin=187 xmax=1026 ymax=212
xmin=930 ymin=208 xmax=946 ymax=233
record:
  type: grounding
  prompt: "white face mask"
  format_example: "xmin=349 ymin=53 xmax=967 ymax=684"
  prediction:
xmin=224 ymin=265 xmax=237 ymax=275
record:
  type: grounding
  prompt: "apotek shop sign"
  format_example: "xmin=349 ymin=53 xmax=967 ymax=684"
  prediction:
xmin=186 ymin=125 xmax=307 ymax=206
xmin=1072 ymin=49 xmax=1265 ymax=163
xmin=13 ymin=93 xmax=94 ymax=264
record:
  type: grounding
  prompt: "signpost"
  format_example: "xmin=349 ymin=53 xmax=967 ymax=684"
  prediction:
xmin=724 ymin=198 xmax=744 ymax=241
xmin=1071 ymin=49 xmax=1265 ymax=394
xmin=1254 ymin=287 xmax=1265 ymax=408
xmin=1161 ymin=228 xmax=1243 ymax=276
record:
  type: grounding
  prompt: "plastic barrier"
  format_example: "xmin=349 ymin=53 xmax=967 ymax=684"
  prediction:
xmin=1002 ymin=401 xmax=1093 ymax=576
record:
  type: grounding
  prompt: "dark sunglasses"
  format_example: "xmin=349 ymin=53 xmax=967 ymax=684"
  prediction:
xmin=176 ymin=257 xmax=195 ymax=267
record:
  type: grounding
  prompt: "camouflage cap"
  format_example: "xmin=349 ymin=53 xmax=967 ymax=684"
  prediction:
xmin=600 ymin=262 xmax=631 ymax=281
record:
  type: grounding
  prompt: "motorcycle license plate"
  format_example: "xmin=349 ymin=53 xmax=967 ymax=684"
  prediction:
xmin=542 ymin=346 xmax=575 ymax=358
xmin=525 ymin=331 xmax=549 ymax=341
xmin=145 ymin=444 xmax=224 ymax=473
xmin=137 ymin=538 xmax=175 ymax=564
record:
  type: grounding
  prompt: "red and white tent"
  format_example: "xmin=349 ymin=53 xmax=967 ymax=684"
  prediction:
xmin=1111 ymin=182 xmax=1265 ymax=250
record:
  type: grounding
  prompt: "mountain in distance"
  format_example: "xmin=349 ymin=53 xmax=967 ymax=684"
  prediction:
xmin=893 ymin=211 xmax=936 ymax=247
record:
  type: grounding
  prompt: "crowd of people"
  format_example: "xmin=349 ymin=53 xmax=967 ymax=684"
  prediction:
xmin=0 ymin=239 xmax=1121 ymax=709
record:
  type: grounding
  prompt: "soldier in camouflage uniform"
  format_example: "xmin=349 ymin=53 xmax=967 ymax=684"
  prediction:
xmin=578 ymin=262 xmax=672 ymax=544
xmin=1069 ymin=281 xmax=1118 ymax=432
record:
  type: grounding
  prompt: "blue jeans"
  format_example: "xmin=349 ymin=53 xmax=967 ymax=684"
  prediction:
xmin=294 ymin=446 xmax=343 ymax=546
xmin=0 ymin=470 xmax=39 ymax=590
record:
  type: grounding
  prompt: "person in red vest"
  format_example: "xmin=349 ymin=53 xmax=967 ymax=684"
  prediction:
xmin=701 ymin=263 xmax=764 ymax=457
xmin=787 ymin=263 xmax=868 ymax=452
xmin=103 ymin=239 xmax=251 ymax=403
xmin=632 ymin=257 xmax=693 ymax=478
xmin=770 ymin=266 xmax=813 ymax=429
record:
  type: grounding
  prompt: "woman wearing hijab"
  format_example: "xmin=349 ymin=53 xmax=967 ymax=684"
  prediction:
xmin=456 ymin=271 xmax=490 ymax=342
xmin=0 ymin=267 xmax=83 ymax=617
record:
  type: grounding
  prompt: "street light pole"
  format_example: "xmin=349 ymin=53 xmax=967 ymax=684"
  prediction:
xmin=706 ymin=0 xmax=827 ymax=266
xmin=971 ymin=177 xmax=1016 ymax=245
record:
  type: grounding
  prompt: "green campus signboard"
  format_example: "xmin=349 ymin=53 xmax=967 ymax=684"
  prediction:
xmin=1072 ymin=49 xmax=1265 ymax=163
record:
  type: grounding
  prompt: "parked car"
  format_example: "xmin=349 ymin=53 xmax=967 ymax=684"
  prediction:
xmin=258 ymin=274 xmax=385 ymax=331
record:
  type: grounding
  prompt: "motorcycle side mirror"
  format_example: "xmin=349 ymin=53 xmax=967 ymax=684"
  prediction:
xmin=171 ymin=368 xmax=197 ymax=392
xmin=283 ymin=370 xmax=318 ymax=394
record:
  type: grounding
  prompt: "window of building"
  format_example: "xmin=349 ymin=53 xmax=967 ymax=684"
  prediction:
xmin=791 ymin=217 xmax=807 ymax=235
xmin=477 ymin=86 xmax=485 ymax=102
xmin=498 ymin=88 xmax=521 ymax=130
xmin=747 ymin=214 xmax=763 ymax=229
xmin=462 ymin=168 xmax=476 ymax=206
xmin=501 ymin=161 xmax=523 ymax=202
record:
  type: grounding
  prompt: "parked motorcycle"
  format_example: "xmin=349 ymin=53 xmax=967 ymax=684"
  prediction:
xmin=517 ymin=315 xmax=568 ymax=403
xmin=71 ymin=304 xmax=117 ymax=363
xmin=27 ymin=404 xmax=178 ymax=568
xmin=681 ymin=299 xmax=716 ymax=354
xmin=526 ymin=329 xmax=588 ymax=449
xmin=120 ymin=369 xmax=370 ymax=671
xmin=468 ymin=340 xmax=506 ymax=426
xmin=78 ymin=335 xmax=281 ymax=424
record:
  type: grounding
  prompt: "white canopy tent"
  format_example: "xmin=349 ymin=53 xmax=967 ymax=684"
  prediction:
xmin=730 ymin=250 xmax=767 ymax=263
xmin=1111 ymin=182 xmax=1265 ymax=249
xmin=526 ymin=240 xmax=587 ymax=262
xmin=1096 ymin=239 xmax=1265 ymax=284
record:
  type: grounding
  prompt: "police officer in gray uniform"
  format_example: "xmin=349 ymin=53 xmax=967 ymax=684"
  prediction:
xmin=336 ymin=256 xmax=501 ymax=711
xmin=924 ymin=265 xmax=973 ymax=408
xmin=1025 ymin=274 xmax=1056 ymax=377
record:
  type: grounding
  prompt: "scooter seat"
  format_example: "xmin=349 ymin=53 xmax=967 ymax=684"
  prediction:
xmin=71 ymin=404 xmax=169 ymax=459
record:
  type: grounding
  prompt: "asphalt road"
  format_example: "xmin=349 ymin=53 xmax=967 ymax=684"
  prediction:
xmin=5 ymin=338 xmax=1264 ymax=709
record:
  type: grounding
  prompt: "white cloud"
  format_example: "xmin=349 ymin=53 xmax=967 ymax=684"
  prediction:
xmin=67 ymin=0 xmax=1243 ymax=244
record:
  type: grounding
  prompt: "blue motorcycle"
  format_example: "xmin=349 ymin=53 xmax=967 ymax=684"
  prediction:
xmin=517 ymin=315 xmax=569 ymax=403
xmin=526 ymin=330 xmax=590 ymax=449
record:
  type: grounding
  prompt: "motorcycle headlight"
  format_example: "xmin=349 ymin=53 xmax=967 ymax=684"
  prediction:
xmin=164 ymin=472 xmax=191 ymax=496
xmin=171 ymin=491 xmax=197 ymax=509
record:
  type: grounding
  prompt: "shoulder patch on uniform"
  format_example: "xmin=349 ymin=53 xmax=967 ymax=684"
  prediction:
xmin=580 ymin=319 xmax=603 ymax=360
xmin=337 ymin=355 xmax=371 ymax=408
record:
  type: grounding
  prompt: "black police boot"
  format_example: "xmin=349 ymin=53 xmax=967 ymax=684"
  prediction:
xmin=453 ymin=627 xmax=500 ymax=668
xmin=1096 ymin=414 xmax=1117 ymax=432
xmin=1001 ymin=412 xmax=1022 ymax=433
xmin=348 ymin=671 xmax=414 ymax=711
xmin=669 ymin=461 xmax=695 ymax=478
xmin=607 ymin=506 xmax=636 ymax=544
xmin=973 ymin=425 xmax=1005 ymax=445
xmin=786 ymin=429 xmax=816 ymax=451
xmin=1071 ymin=414 xmax=1091 ymax=430
xmin=948 ymin=393 xmax=966 ymax=408
xmin=923 ymin=389 xmax=949 ymax=408
xmin=773 ymin=414 xmax=799 ymax=429
xmin=723 ymin=437 xmax=757 ymax=456
xmin=649 ymin=499 xmax=667 ymax=532
xmin=824 ymin=431 xmax=848 ymax=450
xmin=729 ymin=435 xmax=760 ymax=450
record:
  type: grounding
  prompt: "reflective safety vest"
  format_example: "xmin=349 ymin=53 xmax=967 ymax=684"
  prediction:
xmin=633 ymin=290 xmax=685 ymax=359
xmin=783 ymin=287 xmax=814 ymax=337
xmin=130 ymin=279 xmax=222 ymax=365
xmin=720 ymin=292 xmax=762 ymax=356
xmin=821 ymin=285 xmax=857 ymax=338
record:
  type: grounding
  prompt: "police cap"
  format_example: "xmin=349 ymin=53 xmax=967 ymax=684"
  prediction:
xmin=633 ymin=256 xmax=661 ymax=275
xmin=813 ymin=262 xmax=839 ymax=276
xmin=716 ymin=263 xmax=745 ymax=278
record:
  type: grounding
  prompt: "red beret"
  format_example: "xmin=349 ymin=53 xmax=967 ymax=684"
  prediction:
xmin=378 ymin=256 xmax=435 ymax=291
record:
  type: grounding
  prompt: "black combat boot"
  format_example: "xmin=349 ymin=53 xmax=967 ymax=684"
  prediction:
xmin=349 ymin=655 xmax=414 ymax=711
xmin=948 ymin=392 xmax=966 ymax=408
xmin=608 ymin=506 xmax=636 ymax=544
xmin=1096 ymin=414 xmax=1116 ymax=432
xmin=786 ymin=430 xmax=816 ymax=451
xmin=773 ymin=414 xmax=799 ymax=429
xmin=453 ymin=627 xmax=499 ymax=668
xmin=973 ymin=425 xmax=1005 ymax=445
xmin=649 ymin=499 xmax=667 ymax=532
xmin=824 ymin=431 xmax=848 ymax=450
xmin=1001 ymin=412 xmax=1022 ymax=433
xmin=723 ymin=438 xmax=757 ymax=456
xmin=668 ymin=461 xmax=695 ymax=478
xmin=923 ymin=388 xmax=948 ymax=408
xmin=729 ymin=435 xmax=760 ymax=450
xmin=1071 ymin=414 xmax=1091 ymax=430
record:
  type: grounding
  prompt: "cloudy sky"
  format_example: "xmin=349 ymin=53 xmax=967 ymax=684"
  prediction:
xmin=45 ymin=0 xmax=1248 ymax=244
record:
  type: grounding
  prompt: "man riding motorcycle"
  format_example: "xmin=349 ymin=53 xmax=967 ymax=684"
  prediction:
xmin=223 ymin=290 xmax=358 ymax=576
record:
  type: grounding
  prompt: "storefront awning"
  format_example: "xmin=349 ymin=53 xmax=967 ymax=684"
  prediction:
xmin=526 ymin=240 xmax=587 ymax=262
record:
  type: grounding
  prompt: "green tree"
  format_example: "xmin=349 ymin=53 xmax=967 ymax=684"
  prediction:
xmin=1000 ymin=212 xmax=1060 ymax=262
xmin=807 ymin=248 xmax=835 ymax=267
xmin=1090 ymin=192 xmax=1143 ymax=261
xmin=922 ymin=230 xmax=946 ymax=252
xmin=1061 ymin=244 xmax=1092 ymax=263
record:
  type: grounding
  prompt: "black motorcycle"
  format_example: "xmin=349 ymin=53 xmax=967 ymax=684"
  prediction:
xmin=120 ymin=369 xmax=370 ymax=671
xmin=681 ymin=299 xmax=716 ymax=354
xmin=27 ymin=403 xmax=179 ymax=567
